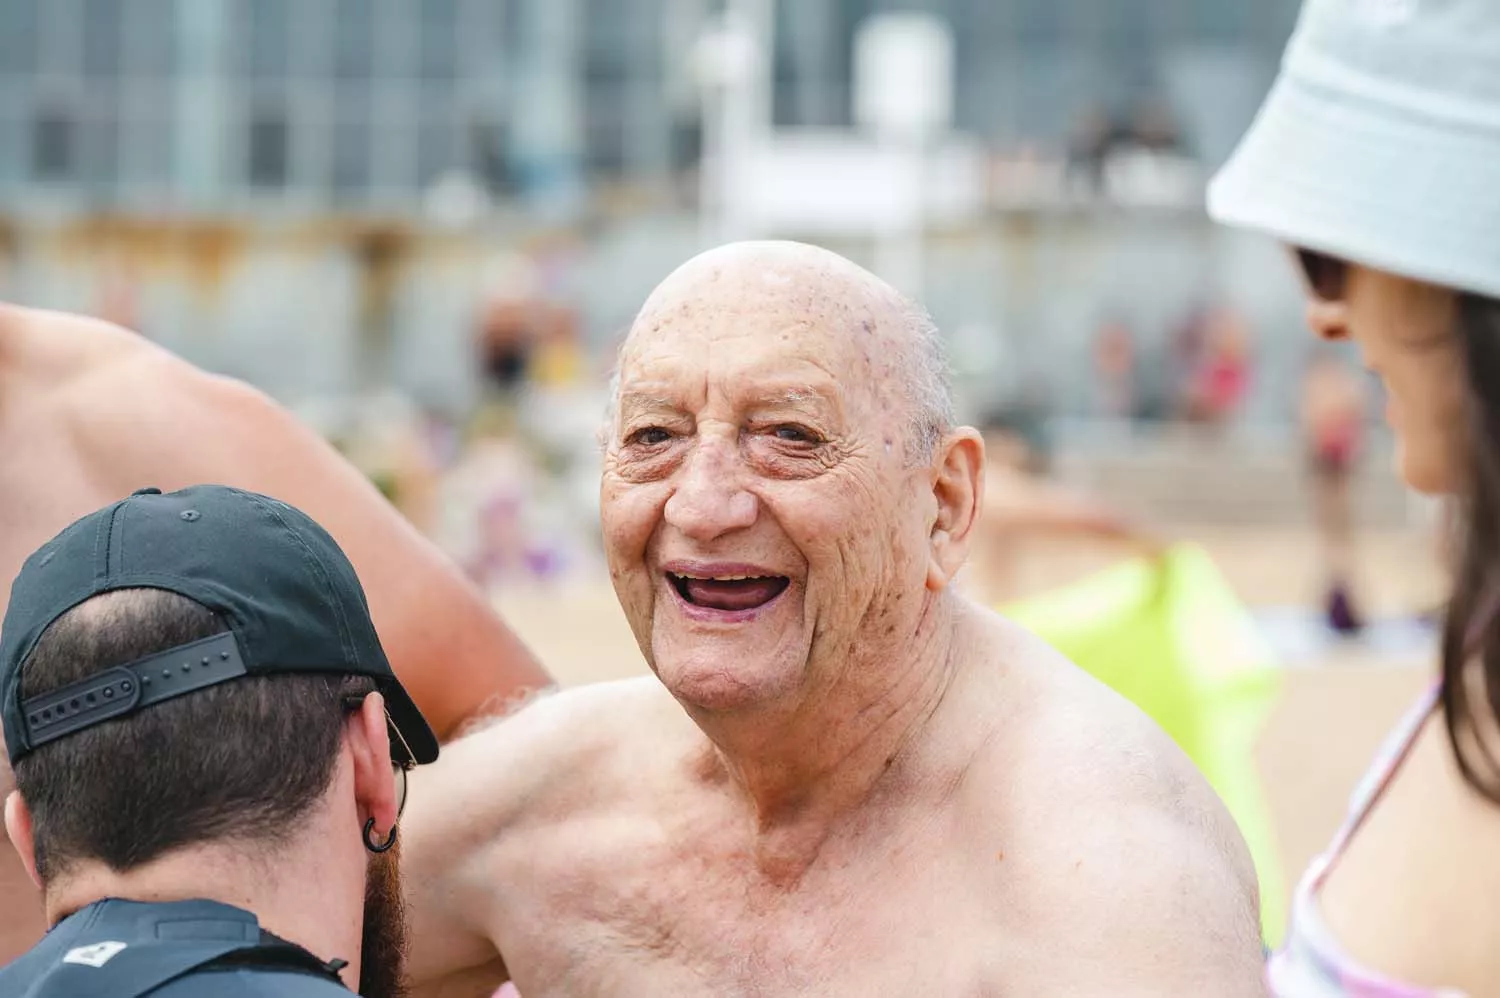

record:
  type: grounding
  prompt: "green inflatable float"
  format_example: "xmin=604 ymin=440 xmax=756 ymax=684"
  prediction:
xmin=1003 ymin=543 xmax=1287 ymax=944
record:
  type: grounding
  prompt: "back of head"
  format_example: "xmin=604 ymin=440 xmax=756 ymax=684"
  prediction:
xmin=14 ymin=588 xmax=362 ymax=883
xmin=0 ymin=484 xmax=438 ymax=889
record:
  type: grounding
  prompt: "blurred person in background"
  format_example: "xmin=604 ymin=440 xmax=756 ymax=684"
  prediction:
xmin=1209 ymin=0 xmax=1500 ymax=992
xmin=475 ymin=253 xmax=548 ymax=404
xmin=1184 ymin=306 xmax=1254 ymax=428
xmin=0 ymin=302 xmax=552 ymax=965
xmin=436 ymin=405 xmax=583 ymax=595
xmin=1300 ymin=347 xmax=1369 ymax=637
xmin=399 ymin=241 xmax=1265 ymax=998
xmin=971 ymin=411 xmax=1164 ymax=604
xmin=0 ymin=486 xmax=437 ymax=997
xmin=1091 ymin=317 xmax=1138 ymax=420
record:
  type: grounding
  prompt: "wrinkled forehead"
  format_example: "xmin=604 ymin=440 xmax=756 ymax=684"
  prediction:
xmin=619 ymin=252 xmax=906 ymax=413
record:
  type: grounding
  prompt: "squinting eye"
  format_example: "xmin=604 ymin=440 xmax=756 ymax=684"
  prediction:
xmin=772 ymin=425 xmax=819 ymax=443
xmin=628 ymin=427 xmax=672 ymax=446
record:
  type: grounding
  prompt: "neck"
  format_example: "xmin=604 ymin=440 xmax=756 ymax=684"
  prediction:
xmin=690 ymin=591 xmax=963 ymax=877
xmin=45 ymin=812 xmax=365 ymax=990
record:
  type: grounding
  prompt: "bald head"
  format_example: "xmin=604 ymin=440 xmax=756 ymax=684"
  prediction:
xmin=614 ymin=241 xmax=953 ymax=458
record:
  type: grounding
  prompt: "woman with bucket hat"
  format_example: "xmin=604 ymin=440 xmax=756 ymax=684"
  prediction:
xmin=1210 ymin=0 xmax=1500 ymax=994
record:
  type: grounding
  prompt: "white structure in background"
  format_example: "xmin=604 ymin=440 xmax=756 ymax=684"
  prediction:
xmin=693 ymin=4 xmax=982 ymax=300
xmin=690 ymin=0 xmax=772 ymax=247
xmin=853 ymin=13 xmax=955 ymax=300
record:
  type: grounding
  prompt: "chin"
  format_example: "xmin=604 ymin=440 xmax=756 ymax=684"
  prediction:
xmin=1396 ymin=444 xmax=1459 ymax=497
xmin=653 ymin=649 xmax=804 ymax=713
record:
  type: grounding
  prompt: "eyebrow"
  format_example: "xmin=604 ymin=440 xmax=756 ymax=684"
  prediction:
xmin=755 ymin=387 xmax=827 ymax=406
xmin=617 ymin=393 xmax=678 ymax=421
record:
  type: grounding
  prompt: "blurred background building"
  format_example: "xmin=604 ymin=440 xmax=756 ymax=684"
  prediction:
xmin=0 ymin=0 xmax=1309 ymax=418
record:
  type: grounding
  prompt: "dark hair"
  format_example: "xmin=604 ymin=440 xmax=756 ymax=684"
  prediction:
xmin=1442 ymin=293 xmax=1500 ymax=803
xmin=13 ymin=588 xmax=368 ymax=881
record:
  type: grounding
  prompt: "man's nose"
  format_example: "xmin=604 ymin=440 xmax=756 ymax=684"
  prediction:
xmin=663 ymin=437 xmax=758 ymax=541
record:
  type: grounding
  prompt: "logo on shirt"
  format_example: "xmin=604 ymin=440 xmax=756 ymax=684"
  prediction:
xmin=62 ymin=941 xmax=129 ymax=968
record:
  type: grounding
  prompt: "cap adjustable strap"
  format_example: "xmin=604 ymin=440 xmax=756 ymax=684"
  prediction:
xmin=21 ymin=633 xmax=247 ymax=751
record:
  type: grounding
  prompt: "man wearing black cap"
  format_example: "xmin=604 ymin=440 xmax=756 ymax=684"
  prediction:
xmin=0 ymin=484 xmax=438 ymax=997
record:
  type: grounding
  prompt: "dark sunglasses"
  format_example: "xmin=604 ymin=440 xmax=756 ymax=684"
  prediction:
xmin=1295 ymin=247 xmax=1348 ymax=301
xmin=343 ymin=693 xmax=414 ymax=820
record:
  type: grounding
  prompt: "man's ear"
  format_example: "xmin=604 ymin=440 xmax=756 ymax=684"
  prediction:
xmin=5 ymin=791 xmax=43 ymax=890
xmin=926 ymin=428 xmax=985 ymax=591
xmin=347 ymin=694 xmax=399 ymax=843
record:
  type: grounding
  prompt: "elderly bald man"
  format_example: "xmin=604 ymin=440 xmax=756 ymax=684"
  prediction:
xmin=401 ymin=242 xmax=1266 ymax=997
xmin=0 ymin=301 xmax=551 ymax=963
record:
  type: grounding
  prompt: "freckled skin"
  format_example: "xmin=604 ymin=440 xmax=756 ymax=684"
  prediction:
xmin=603 ymin=246 xmax=927 ymax=714
xmin=401 ymin=241 xmax=1268 ymax=998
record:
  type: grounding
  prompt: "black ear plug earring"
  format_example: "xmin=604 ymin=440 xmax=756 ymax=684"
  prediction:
xmin=363 ymin=817 xmax=397 ymax=854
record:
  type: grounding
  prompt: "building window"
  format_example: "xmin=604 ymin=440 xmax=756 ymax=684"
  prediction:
xmin=0 ymin=0 xmax=40 ymax=77
xmin=247 ymin=110 xmax=290 ymax=188
xmin=420 ymin=0 xmax=460 ymax=82
xmin=333 ymin=0 xmax=375 ymax=80
xmin=81 ymin=0 xmax=124 ymax=79
xmin=417 ymin=114 xmax=458 ymax=189
xmin=126 ymin=0 xmax=177 ymax=78
xmin=81 ymin=108 xmax=120 ymax=190
xmin=247 ymin=0 xmax=290 ymax=80
xmin=32 ymin=108 xmax=75 ymax=180
xmin=332 ymin=99 xmax=372 ymax=199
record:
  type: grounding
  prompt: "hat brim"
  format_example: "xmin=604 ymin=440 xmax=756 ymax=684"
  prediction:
xmin=1208 ymin=72 xmax=1500 ymax=300
xmin=378 ymin=678 xmax=440 ymax=766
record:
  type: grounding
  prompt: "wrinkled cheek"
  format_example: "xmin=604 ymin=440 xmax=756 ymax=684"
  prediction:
xmin=600 ymin=481 xmax=668 ymax=632
xmin=817 ymin=524 xmax=897 ymax=635
xmin=600 ymin=481 xmax=662 ymax=565
xmin=830 ymin=514 xmax=927 ymax=633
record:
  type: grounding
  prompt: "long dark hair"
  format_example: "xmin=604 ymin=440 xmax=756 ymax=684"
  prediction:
xmin=1441 ymin=292 xmax=1500 ymax=802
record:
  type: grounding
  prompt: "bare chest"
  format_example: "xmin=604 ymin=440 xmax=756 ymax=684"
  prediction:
xmin=491 ymin=814 xmax=1014 ymax=998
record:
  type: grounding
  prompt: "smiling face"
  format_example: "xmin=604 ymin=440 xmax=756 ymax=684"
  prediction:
xmin=601 ymin=243 xmax=955 ymax=713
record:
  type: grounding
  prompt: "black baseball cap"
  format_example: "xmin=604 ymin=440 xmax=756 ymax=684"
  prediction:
xmin=0 ymin=485 xmax=438 ymax=767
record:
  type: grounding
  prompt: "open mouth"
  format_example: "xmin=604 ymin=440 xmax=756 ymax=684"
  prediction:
xmin=669 ymin=573 xmax=790 ymax=613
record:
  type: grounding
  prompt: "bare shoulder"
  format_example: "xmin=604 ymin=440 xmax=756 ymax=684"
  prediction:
xmin=400 ymin=677 xmax=682 ymax=986
xmin=56 ymin=327 xmax=280 ymax=445
xmin=3 ymin=304 xmax=158 ymax=395
xmin=961 ymin=612 xmax=1266 ymax=993
xmin=973 ymin=612 xmax=1252 ymax=871
xmin=16 ymin=306 xmax=266 ymax=461
xmin=404 ymin=676 xmax=681 ymax=856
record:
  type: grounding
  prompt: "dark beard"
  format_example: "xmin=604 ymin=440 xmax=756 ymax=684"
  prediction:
xmin=358 ymin=838 xmax=410 ymax=998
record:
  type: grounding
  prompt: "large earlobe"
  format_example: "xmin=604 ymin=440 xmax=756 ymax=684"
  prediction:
xmin=925 ymin=429 xmax=985 ymax=591
xmin=5 ymin=791 xmax=43 ymax=890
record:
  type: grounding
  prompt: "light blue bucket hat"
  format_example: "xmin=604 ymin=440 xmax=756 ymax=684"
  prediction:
xmin=1208 ymin=0 xmax=1500 ymax=299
